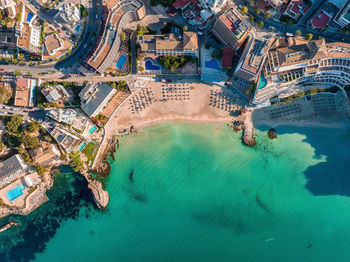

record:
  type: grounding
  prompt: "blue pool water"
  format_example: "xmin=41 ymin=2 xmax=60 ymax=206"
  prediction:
xmin=27 ymin=13 xmax=34 ymax=23
xmin=75 ymin=25 xmax=81 ymax=32
xmin=6 ymin=184 xmax=25 ymax=201
xmin=258 ymin=73 xmax=267 ymax=89
xmin=145 ymin=60 xmax=160 ymax=70
xmin=89 ymin=126 xmax=97 ymax=134
xmin=115 ymin=55 xmax=127 ymax=70
xmin=205 ymin=59 xmax=221 ymax=70
xmin=79 ymin=142 xmax=87 ymax=151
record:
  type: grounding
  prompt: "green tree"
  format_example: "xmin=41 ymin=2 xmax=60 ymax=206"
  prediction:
xmin=5 ymin=115 xmax=23 ymax=136
xmin=120 ymin=32 xmax=126 ymax=41
xmin=139 ymin=66 xmax=144 ymax=72
xmin=27 ymin=122 xmax=38 ymax=133
xmin=254 ymin=8 xmax=261 ymax=15
xmin=305 ymin=33 xmax=313 ymax=41
xmin=21 ymin=135 xmax=39 ymax=149
xmin=241 ymin=6 xmax=248 ymax=14
xmin=249 ymin=15 xmax=254 ymax=22
xmin=211 ymin=49 xmax=222 ymax=60
xmin=265 ymin=12 xmax=271 ymax=19
xmin=295 ymin=29 xmax=302 ymax=36
xmin=0 ymin=84 xmax=13 ymax=104
xmin=81 ymin=9 xmax=88 ymax=17
xmin=258 ymin=21 xmax=264 ymax=28
xmin=35 ymin=165 xmax=45 ymax=177
xmin=14 ymin=70 xmax=21 ymax=76
xmin=183 ymin=25 xmax=188 ymax=32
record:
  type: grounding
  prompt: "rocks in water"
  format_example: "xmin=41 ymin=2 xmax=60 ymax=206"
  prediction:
xmin=232 ymin=120 xmax=244 ymax=132
xmin=268 ymin=128 xmax=278 ymax=139
xmin=129 ymin=168 xmax=134 ymax=182
xmin=242 ymin=136 xmax=256 ymax=147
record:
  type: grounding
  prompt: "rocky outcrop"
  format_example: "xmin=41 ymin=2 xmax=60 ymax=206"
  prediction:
xmin=82 ymin=172 xmax=109 ymax=210
xmin=242 ymin=133 xmax=256 ymax=147
xmin=268 ymin=128 xmax=278 ymax=139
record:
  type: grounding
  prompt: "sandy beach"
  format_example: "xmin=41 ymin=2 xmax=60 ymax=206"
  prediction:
xmin=110 ymin=80 xmax=246 ymax=131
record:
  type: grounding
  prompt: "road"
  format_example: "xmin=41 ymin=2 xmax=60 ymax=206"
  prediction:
xmin=0 ymin=105 xmax=47 ymax=121
xmin=0 ymin=0 xmax=102 ymax=75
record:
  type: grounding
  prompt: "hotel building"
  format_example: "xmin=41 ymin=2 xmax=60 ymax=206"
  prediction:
xmin=138 ymin=31 xmax=199 ymax=57
xmin=211 ymin=7 xmax=250 ymax=50
xmin=253 ymin=37 xmax=350 ymax=104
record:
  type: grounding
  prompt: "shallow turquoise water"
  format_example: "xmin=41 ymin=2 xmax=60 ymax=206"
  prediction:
xmin=4 ymin=122 xmax=350 ymax=262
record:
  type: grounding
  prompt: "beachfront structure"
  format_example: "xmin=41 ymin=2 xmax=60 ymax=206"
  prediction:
xmin=49 ymin=125 xmax=83 ymax=152
xmin=211 ymin=7 xmax=250 ymax=50
xmin=14 ymin=78 xmax=36 ymax=107
xmin=29 ymin=142 xmax=60 ymax=166
xmin=234 ymin=36 xmax=269 ymax=82
xmin=0 ymin=154 xmax=28 ymax=187
xmin=47 ymin=109 xmax=77 ymax=125
xmin=79 ymin=83 xmax=116 ymax=117
xmin=253 ymin=37 xmax=350 ymax=104
xmin=138 ymin=32 xmax=199 ymax=57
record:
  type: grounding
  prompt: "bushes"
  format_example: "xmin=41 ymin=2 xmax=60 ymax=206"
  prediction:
xmin=211 ymin=49 xmax=222 ymax=60
xmin=159 ymin=56 xmax=194 ymax=71
xmin=82 ymin=142 xmax=98 ymax=163
xmin=0 ymin=84 xmax=13 ymax=104
xmin=5 ymin=115 xmax=23 ymax=137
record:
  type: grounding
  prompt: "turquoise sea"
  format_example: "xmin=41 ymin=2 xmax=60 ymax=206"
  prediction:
xmin=1 ymin=122 xmax=350 ymax=262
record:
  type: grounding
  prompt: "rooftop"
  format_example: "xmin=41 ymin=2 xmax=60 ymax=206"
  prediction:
xmin=0 ymin=154 xmax=27 ymax=181
xmin=80 ymin=83 xmax=116 ymax=116
xmin=311 ymin=11 xmax=332 ymax=29
xmin=221 ymin=47 xmax=235 ymax=68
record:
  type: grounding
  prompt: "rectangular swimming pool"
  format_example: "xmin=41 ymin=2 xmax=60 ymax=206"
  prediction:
xmin=6 ymin=184 xmax=25 ymax=201
xmin=115 ymin=55 xmax=127 ymax=70
xmin=79 ymin=142 xmax=87 ymax=151
xmin=89 ymin=126 xmax=97 ymax=134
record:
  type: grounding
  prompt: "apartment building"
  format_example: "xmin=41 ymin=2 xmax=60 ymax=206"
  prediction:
xmin=212 ymin=7 xmax=250 ymax=50
xmin=138 ymin=31 xmax=199 ymax=57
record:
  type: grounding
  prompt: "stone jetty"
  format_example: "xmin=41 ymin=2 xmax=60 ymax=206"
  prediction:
xmin=242 ymin=109 xmax=256 ymax=146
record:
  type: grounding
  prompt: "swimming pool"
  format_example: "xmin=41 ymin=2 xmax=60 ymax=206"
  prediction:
xmin=145 ymin=60 xmax=160 ymax=70
xmin=89 ymin=126 xmax=97 ymax=134
xmin=79 ymin=142 xmax=87 ymax=151
xmin=115 ymin=55 xmax=127 ymax=70
xmin=205 ymin=59 xmax=221 ymax=71
xmin=258 ymin=73 xmax=267 ymax=89
xmin=75 ymin=25 xmax=81 ymax=32
xmin=27 ymin=13 xmax=34 ymax=23
xmin=6 ymin=184 xmax=25 ymax=201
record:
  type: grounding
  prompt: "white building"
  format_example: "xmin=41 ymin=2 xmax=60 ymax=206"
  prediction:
xmin=79 ymin=83 xmax=116 ymax=117
xmin=47 ymin=109 xmax=77 ymax=125
xmin=55 ymin=3 xmax=81 ymax=31
xmin=0 ymin=154 xmax=28 ymax=187
xmin=200 ymin=0 xmax=227 ymax=12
